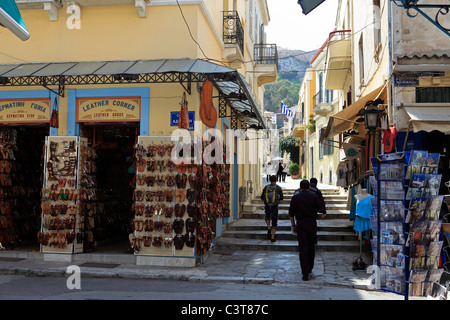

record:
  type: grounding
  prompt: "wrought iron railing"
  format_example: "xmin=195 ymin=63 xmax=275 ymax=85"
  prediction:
xmin=254 ymin=44 xmax=278 ymax=66
xmin=223 ymin=11 xmax=244 ymax=55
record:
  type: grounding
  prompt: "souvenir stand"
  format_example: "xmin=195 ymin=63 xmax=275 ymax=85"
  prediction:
xmin=131 ymin=135 xmax=231 ymax=267
xmin=40 ymin=137 xmax=86 ymax=255
xmin=370 ymin=151 xmax=446 ymax=299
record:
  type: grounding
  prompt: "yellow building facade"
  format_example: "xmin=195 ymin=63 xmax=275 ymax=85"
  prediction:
xmin=0 ymin=0 xmax=277 ymax=266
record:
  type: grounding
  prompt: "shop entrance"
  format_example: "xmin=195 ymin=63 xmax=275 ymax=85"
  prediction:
xmin=80 ymin=124 xmax=138 ymax=253
xmin=0 ymin=126 xmax=47 ymax=251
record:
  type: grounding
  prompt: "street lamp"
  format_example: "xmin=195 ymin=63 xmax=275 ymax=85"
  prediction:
xmin=363 ymin=100 xmax=381 ymax=130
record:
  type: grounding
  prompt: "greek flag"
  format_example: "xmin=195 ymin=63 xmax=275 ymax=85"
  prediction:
xmin=280 ymin=101 xmax=293 ymax=117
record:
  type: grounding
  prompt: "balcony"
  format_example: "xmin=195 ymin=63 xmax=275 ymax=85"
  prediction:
xmin=222 ymin=11 xmax=244 ymax=68
xmin=313 ymin=90 xmax=334 ymax=116
xmin=325 ymin=31 xmax=352 ymax=90
xmin=254 ymin=44 xmax=278 ymax=86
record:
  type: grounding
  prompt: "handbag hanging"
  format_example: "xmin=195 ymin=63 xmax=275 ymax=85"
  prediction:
xmin=178 ymin=92 xmax=189 ymax=129
xmin=50 ymin=97 xmax=59 ymax=128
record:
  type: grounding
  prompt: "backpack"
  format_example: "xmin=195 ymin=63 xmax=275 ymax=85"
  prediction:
xmin=265 ymin=185 xmax=279 ymax=206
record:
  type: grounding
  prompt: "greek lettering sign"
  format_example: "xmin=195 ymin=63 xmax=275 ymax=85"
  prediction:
xmin=0 ymin=99 xmax=51 ymax=123
xmin=76 ymin=97 xmax=140 ymax=122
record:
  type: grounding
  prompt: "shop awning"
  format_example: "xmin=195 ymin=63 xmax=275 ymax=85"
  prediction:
xmin=0 ymin=0 xmax=29 ymax=41
xmin=319 ymin=84 xmax=386 ymax=143
xmin=0 ymin=58 xmax=265 ymax=129
xmin=403 ymin=104 xmax=450 ymax=133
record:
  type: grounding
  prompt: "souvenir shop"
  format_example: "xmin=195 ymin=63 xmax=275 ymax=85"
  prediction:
xmin=0 ymin=59 xmax=259 ymax=267
xmin=39 ymin=92 xmax=232 ymax=266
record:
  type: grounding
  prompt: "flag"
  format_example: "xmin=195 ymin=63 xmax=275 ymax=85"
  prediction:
xmin=280 ymin=101 xmax=293 ymax=117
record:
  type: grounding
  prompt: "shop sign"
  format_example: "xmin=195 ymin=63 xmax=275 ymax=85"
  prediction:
xmin=170 ymin=111 xmax=195 ymax=131
xmin=0 ymin=98 xmax=51 ymax=123
xmin=76 ymin=97 xmax=140 ymax=122
xmin=394 ymin=75 xmax=419 ymax=87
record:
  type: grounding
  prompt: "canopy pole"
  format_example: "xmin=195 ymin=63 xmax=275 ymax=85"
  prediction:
xmin=402 ymin=121 xmax=412 ymax=152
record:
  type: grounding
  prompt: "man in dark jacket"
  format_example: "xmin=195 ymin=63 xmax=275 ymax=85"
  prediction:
xmin=261 ymin=175 xmax=284 ymax=242
xmin=289 ymin=179 xmax=324 ymax=281
xmin=310 ymin=178 xmax=327 ymax=216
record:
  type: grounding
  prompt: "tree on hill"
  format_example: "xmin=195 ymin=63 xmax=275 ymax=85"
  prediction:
xmin=263 ymin=79 xmax=300 ymax=113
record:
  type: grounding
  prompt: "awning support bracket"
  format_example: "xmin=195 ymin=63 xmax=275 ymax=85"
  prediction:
xmin=392 ymin=0 xmax=450 ymax=37
xmin=179 ymin=73 xmax=191 ymax=95
xmin=42 ymin=75 xmax=65 ymax=98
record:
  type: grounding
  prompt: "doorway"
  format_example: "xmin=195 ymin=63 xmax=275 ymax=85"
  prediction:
xmin=80 ymin=124 xmax=138 ymax=253
xmin=0 ymin=126 xmax=47 ymax=250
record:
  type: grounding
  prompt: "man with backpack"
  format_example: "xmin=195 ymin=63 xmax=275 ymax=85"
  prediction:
xmin=260 ymin=175 xmax=284 ymax=242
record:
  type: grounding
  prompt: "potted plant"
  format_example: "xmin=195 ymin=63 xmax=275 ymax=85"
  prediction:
xmin=289 ymin=163 xmax=300 ymax=179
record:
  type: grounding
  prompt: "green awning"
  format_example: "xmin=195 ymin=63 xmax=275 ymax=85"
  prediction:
xmin=0 ymin=0 xmax=29 ymax=41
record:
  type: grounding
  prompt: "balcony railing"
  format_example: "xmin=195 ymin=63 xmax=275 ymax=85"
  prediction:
xmin=254 ymin=44 xmax=278 ymax=66
xmin=223 ymin=11 xmax=244 ymax=55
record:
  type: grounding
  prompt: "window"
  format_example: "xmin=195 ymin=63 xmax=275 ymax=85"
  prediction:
xmin=326 ymin=89 xmax=333 ymax=103
xmin=319 ymin=72 xmax=323 ymax=100
xmin=358 ymin=36 xmax=365 ymax=84
xmin=373 ymin=0 xmax=381 ymax=49
xmin=324 ymin=137 xmax=334 ymax=156
xmin=319 ymin=131 xmax=334 ymax=159
xmin=416 ymin=87 xmax=450 ymax=103
xmin=301 ymin=102 xmax=305 ymax=124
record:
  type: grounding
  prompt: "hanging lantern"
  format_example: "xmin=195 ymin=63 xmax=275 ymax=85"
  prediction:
xmin=50 ymin=97 xmax=59 ymax=128
xmin=363 ymin=100 xmax=380 ymax=131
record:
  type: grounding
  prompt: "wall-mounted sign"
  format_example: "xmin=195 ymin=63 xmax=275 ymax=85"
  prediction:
xmin=0 ymin=98 xmax=51 ymax=123
xmin=170 ymin=111 xmax=195 ymax=131
xmin=76 ymin=97 xmax=140 ymax=122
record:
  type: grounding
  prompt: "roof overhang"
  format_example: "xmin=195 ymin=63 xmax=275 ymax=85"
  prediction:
xmin=400 ymin=103 xmax=450 ymax=134
xmin=0 ymin=58 xmax=265 ymax=129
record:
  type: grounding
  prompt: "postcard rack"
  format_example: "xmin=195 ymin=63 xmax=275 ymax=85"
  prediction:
xmin=370 ymin=151 xmax=445 ymax=300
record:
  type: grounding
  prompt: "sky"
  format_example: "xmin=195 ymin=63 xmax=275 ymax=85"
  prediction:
xmin=266 ymin=0 xmax=339 ymax=52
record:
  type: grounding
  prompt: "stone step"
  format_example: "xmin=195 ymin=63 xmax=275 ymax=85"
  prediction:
xmin=225 ymin=218 xmax=355 ymax=233
xmin=252 ymin=196 xmax=348 ymax=204
xmin=241 ymin=209 xmax=350 ymax=220
xmin=221 ymin=230 xmax=358 ymax=241
xmin=215 ymin=237 xmax=364 ymax=252
xmin=266 ymin=194 xmax=347 ymax=202
xmin=243 ymin=203 xmax=349 ymax=214
xmin=273 ymin=191 xmax=347 ymax=196
xmin=281 ymin=188 xmax=346 ymax=195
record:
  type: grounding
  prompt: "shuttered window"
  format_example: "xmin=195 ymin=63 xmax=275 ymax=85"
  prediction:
xmin=416 ymin=87 xmax=450 ymax=103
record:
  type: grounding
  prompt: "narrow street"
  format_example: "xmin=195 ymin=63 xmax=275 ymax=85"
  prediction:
xmin=0 ymin=274 xmax=408 ymax=301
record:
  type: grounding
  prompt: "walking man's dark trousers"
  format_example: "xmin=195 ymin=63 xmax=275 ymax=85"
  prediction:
xmin=296 ymin=218 xmax=317 ymax=277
